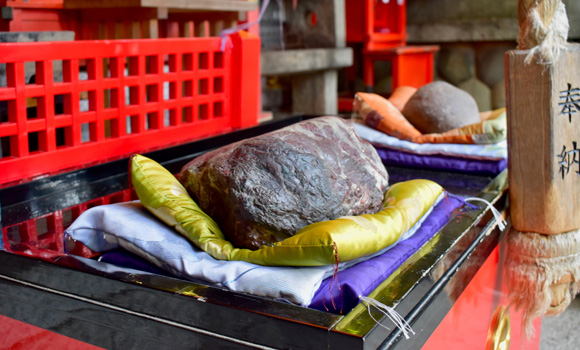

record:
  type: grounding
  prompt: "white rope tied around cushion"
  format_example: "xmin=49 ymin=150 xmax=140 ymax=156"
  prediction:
xmin=517 ymin=0 xmax=569 ymax=64
xmin=359 ymin=296 xmax=415 ymax=339
xmin=464 ymin=197 xmax=507 ymax=231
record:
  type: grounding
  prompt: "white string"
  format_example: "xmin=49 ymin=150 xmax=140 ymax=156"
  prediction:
xmin=359 ymin=295 xmax=415 ymax=339
xmin=464 ymin=197 xmax=507 ymax=231
xmin=219 ymin=0 xmax=285 ymax=51
xmin=276 ymin=0 xmax=286 ymax=50
xmin=221 ymin=0 xmax=271 ymax=36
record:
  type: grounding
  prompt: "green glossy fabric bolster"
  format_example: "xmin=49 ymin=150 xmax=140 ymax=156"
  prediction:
xmin=132 ymin=154 xmax=443 ymax=267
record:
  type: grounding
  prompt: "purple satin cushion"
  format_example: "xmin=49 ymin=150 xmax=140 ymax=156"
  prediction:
xmin=375 ymin=147 xmax=507 ymax=176
xmin=309 ymin=195 xmax=463 ymax=313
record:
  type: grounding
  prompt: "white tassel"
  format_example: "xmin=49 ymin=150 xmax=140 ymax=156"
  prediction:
xmin=359 ymin=295 xmax=415 ymax=339
xmin=465 ymin=197 xmax=507 ymax=231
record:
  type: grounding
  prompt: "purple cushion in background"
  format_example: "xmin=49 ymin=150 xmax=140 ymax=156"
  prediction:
xmin=98 ymin=250 xmax=171 ymax=277
xmin=309 ymin=195 xmax=464 ymax=314
xmin=375 ymin=147 xmax=507 ymax=176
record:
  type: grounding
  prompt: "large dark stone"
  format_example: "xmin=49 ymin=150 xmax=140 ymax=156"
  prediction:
xmin=180 ymin=117 xmax=389 ymax=250
xmin=402 ymin=81 xmax=480 ymax=134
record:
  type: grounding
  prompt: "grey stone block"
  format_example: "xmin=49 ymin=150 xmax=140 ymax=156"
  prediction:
xmin=292 ymin=70 xmax=338 ymax=115
xmin=437 ymin=44 xmax=476 ymax=86
xmin=458 ymin=77 xmax=492 ymax=112
xmin=261 ymin=47 xmax=352 ymax=115
xmin=564 ymin=0 xmax=580 ymax=39
xmin=406 ymin=0 xmax=579 ymax=42
xmin=0 ymin=31 xmax=75 ymax=43
xmin=407 ymin=19 xmax=519 ymax=43
xmin=476 ymin=42 xmax=516 ymax=87
xmin=261 ymin=48 xmax=353 ymax=76
xmin=406 ymin=0 xmax=518 ymax=42
xmin=406 ymin=0 xmax=518 ymax=43
xmin=407 ymin=0 xmax=517 ymax=24
xmin=491 ymin=78 xmax=506 ymax=110
xmin=261 ymin=0 xmax=346 ymax=50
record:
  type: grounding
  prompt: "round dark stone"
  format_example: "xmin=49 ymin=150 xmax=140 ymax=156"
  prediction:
xmin=402 ymin=81 xmax=480 ymax=134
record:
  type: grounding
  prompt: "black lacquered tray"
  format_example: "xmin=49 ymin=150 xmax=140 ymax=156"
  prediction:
xmin=0 ymin=116 xmax=507 ymax=349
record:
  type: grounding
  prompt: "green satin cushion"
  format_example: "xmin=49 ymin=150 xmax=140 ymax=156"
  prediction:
xmin=131 ymin=154 xmax=443 ymax=266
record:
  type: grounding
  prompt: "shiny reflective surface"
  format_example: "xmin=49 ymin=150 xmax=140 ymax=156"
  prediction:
xmin=334 ymin=171 xmax=508 ymax=349
xmin=0 ymin=117 xmax=509 ymax=349
xmin=485 ymin=305 xmax=511 ymax=350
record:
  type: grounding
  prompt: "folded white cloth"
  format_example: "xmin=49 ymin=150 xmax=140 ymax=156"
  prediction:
xmin=354 ymin=123 xmax=507 ymax=160
xmin=66 ymin=201 xmax=331 ymax=306
xmin=65 ymin=196 xmax=440 ymax=306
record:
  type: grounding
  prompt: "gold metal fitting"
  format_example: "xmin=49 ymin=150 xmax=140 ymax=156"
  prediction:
xmin=485 ymin=305 xmax=511 ymax=350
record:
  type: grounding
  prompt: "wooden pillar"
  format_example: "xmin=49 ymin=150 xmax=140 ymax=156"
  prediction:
xmin=507 ymin=0 xmax=578 ymax=234
xmin=507 ymin=45 xmax=580 ymax=234
xmin=505 ymin=0 xmax=580 ymax=336
xmin=142 ymin=19 xmax=159 ymax=39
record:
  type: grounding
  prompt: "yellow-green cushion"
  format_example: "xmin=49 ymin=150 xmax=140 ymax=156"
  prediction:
xmin=131 ymin=154 xmax=443 ymax=266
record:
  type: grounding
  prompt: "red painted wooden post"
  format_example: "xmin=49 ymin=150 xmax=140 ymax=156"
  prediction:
xmin=229 ymin=30 xmax=259 ymax=129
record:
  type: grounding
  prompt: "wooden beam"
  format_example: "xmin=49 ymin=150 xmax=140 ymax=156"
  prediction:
xmin=81 ymin=8 xmax=164 ymax=21
xmin=64 ymin=0 xmax=258 ymax=12
xmin=261 ymin=48 xmax=354 ymax=76
xmin=167 ymin=11 xmax=239 ymax=22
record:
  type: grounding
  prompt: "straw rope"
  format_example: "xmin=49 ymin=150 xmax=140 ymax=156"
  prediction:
xmin=517 ymin=0 xmax=569 ymax=64
xmin=506 ymin=227 xmax=580 ymax=338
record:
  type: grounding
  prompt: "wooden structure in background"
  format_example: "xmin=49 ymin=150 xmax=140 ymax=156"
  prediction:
xmin=339 ymin=0 xmax=437 ymax=111
xmin=0 ymin=0 xmax=258 ymax=39
xmin=63 ymin=0 xmax=257 ymax=12
xmin=260 ymin=0 xmax=352 ymax=116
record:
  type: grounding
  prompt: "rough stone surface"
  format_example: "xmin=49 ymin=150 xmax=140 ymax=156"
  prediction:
xmin=406 ymin=0 xmax=518 ymax=42
xmin=260 ymin=48 xmax=352 ymax=115
xmin=402 ymin=81 xmax=481 ymax=134
xmin=407 ymin=19 xmax=519 ymax=43
xmin=475 ymin=42 xmax=515 ymax=87
xmin=437 ymin=45 xmax=476 ymax=86
xmin=292 ymin=70 xmax=338 ymax=115
xmin=564 ymin=0 xmax=580 ymax=39
xmin=457 ymin=77 xmax=492 ymax=112
xmin=406 ymin=0 xmax=579 ymax=42
xmin=261 ymin=48 xmax=353 ymax=76
xmin=491 ymin=78 xmax=506 ymax=110
xmin=180 ymin=117 xmax=389 ymax=250
xmin=407 ymin=0 xmax=517 ymax=24
xmin=260 ymin=0 xmax=346 ymax=50
xmin=541 ymin=297 xmax=580 ymax=350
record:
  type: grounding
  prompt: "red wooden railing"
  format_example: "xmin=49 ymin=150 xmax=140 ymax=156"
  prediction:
xmin=0 ymin=31 xmax=260 ymax=185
